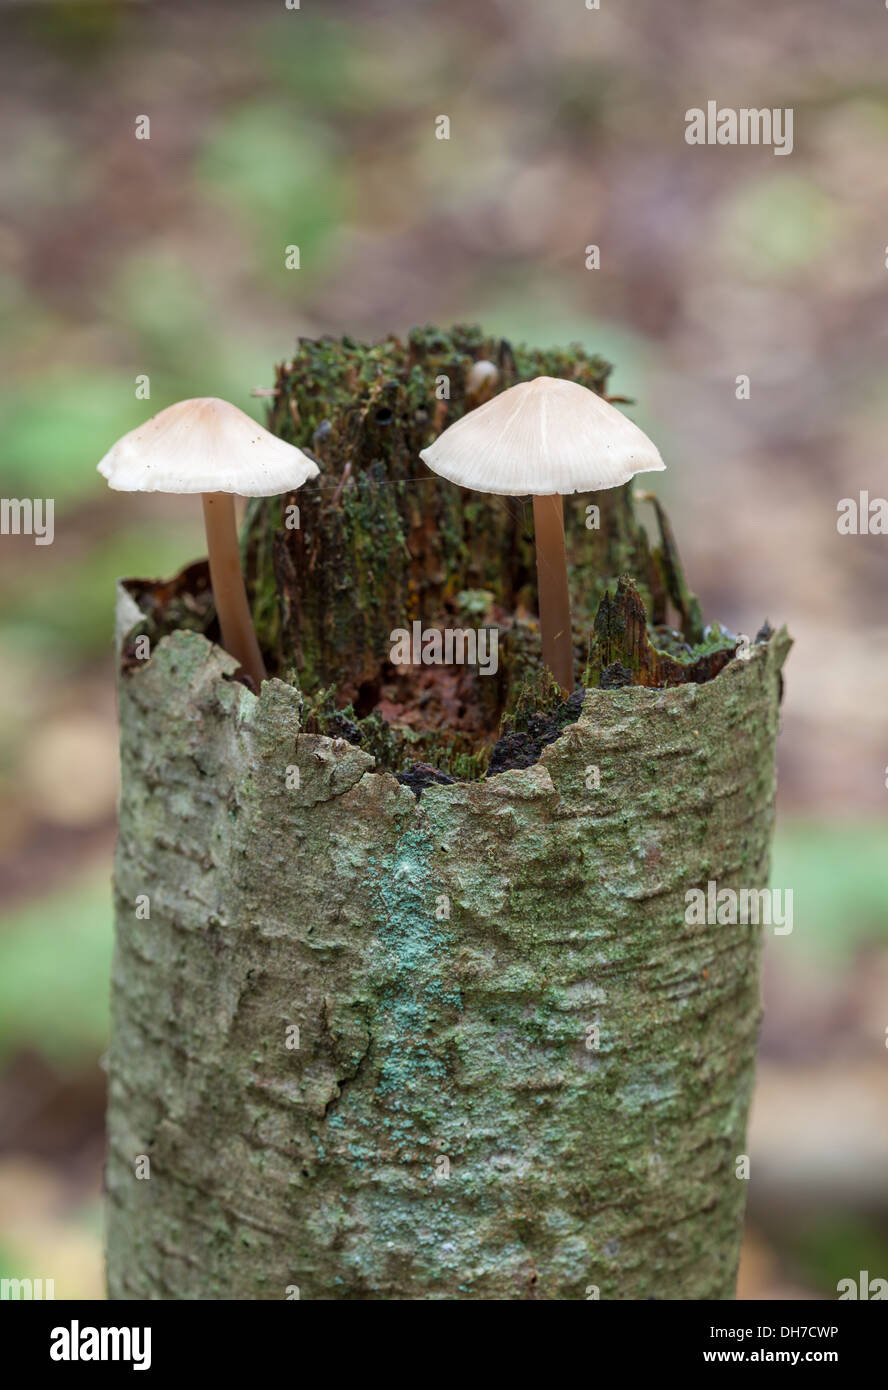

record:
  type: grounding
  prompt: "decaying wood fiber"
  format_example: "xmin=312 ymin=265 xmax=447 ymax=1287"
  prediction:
xmin=106 ymin=599 xmax=790 ymax=1300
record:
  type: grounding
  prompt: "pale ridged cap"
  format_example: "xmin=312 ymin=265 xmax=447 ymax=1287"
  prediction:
xmin=420 ymin=375 xmax=665 ymax=495
xmin=97 ymin=397 xmax=319 ymax=496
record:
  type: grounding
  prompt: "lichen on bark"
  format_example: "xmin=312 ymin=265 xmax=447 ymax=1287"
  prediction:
xmin=106 ymin=611 xmax=790 ymax=1300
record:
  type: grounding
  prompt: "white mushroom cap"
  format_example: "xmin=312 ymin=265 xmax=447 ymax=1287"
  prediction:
xmin=465 ymin=359 xmax=499 ymax=398
xmin=420 ymin=375 xmax=665 ymax=496
xmin=97 ymin=397 xmax=320 ymax=496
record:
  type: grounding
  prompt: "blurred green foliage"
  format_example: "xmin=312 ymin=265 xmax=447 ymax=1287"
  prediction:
xmin=771 ymin=822 xmax=888 ymax=960
xmin=792 ymin=1216 xmax=888 ymax=1295
xmin=718 ymin=175 xmax=838 ymax=277
xmin=0 ymin=522 xmax=203 ymax=657
xmin=0 ymin=873 xmax=111 ymax=1066
xmin=0 ymin=372 xmax=146 ymax=506
xmin=197 ymin=104 xmax=346 ymax=284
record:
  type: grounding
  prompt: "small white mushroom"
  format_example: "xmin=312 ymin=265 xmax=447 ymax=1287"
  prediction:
xmin=465 ymin=359 xmax=499 ymax=404
xmin=97 ymin=397 xmax=319 ymax=688
xmin=420 ymin=376 xmax=665 ymax=691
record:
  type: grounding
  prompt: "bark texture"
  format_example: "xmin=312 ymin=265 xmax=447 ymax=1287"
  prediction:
xmin=106 ymin=608 xmax=790 ymax=1300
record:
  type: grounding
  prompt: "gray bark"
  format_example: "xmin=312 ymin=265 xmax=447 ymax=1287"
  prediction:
xmin=106 ymin=598 xmax=790 ymax=1300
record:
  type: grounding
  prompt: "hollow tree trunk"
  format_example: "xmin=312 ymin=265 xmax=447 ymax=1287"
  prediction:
xmin=106 ymin=328 xmax=789 ymax=1298
xmin=106 ymin=598 xmax=790 ymax=1299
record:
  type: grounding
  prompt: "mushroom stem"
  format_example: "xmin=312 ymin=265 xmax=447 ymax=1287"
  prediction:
xmin=532 ymin=492 xmax=574 ymax=691
xmin=201 ymin=492 xmax=266 ymax=688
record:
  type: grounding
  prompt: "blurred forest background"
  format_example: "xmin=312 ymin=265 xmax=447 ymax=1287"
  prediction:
xmin=1 ymin=0 xmax=887 ymax=1299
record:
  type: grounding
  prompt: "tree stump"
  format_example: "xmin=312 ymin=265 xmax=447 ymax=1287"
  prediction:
xmin=105 ymin=328 xmax=790 ymax=1299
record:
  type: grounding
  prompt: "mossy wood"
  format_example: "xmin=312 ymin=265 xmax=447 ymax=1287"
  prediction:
xmin=106 ymin=327 xmax=789 ymax=1300
xmin=245 ymin=328 xmax=714 ymax=704
xmin=127 ymin=328 xmax=732 ymax=778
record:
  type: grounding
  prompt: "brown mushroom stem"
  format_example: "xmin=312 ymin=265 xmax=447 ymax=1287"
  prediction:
xmin=201 ymin=492 xmax=266 ymax=688
xmin=532 ymin=492 xmax=574 ymax=690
